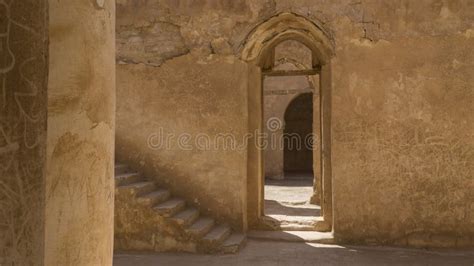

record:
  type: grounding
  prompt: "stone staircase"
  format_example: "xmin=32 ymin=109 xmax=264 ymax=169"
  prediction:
xmin=114 ymin=162 xmax=246 ymax=254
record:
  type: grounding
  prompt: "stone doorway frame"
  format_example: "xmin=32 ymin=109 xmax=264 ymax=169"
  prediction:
xmin=240 ymin=12 xmax=335 ymax=230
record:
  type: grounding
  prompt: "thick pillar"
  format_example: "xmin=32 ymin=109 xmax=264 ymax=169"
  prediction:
xmin=45 ymin=0 xmax=115 ymax=265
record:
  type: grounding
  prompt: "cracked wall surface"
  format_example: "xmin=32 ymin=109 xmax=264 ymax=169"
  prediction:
xmin=116 ymin=0 xmax=474 ymax=247
xmin=0 ymin=0 xmax=48 ymax=264
xmin=117 ymin=21 xmax=189 ymax=66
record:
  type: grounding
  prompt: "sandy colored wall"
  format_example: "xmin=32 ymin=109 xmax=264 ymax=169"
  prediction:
xmin=263 ymin=92 xmax=295 ymax=180
xmin=45 ymin=0 xmax=116 ymax=265
xmin=0 ymin=0 xmax=48 ymax=264
xmin=330 ymin=3 xmax=474 ymax=245
xmin=116 ymin=54 xmax=248 ymax=228
xmin=117 ymin=0 xmax=474 ymax=246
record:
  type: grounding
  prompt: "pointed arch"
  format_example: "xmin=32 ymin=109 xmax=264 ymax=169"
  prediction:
xmin=241 ymin=12 xmax=334 ymax=231
xmin=240 ymin=12 xmax=335 ymax=67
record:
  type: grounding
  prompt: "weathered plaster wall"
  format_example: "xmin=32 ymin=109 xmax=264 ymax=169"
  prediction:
xmin=116 ymin=54 xmax=248 ymax=228
xmin=330 ymin=6 xmax=474 ymax=246
xmin=45 ymin=0 xmax=115 ymax=265
xmin=117 ymin=0 xmax=474 ymax=247
xmin=0 ymin=0 xmax=48 ymax=264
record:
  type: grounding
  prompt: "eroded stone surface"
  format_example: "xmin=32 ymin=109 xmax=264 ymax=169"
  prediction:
xmin=117 ymin=21 xmax=189 ymax=66
xmin=114 ymin=163 xmax=246 ymax=253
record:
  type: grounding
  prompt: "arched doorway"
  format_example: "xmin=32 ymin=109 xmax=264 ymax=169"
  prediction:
xmin=241 ymin=12 xmax=334 ymax=230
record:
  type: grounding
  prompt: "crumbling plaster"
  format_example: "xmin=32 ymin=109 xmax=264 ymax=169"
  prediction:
xmin=116 ymin=0 xmax=474 ymax=247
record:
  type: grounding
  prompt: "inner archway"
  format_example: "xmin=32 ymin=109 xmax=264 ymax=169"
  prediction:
xmin=284 ymin=93 xmax=313 ymax=176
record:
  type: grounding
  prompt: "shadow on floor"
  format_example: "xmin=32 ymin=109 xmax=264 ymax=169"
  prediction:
xmin=113 ymin=240 xmax=474 ymax=266
xmin=265 ymin=178 xmax=313 ymax=187
xmin=264 ymin=200 xmax=321 ymax=217
xmin=283 ymin=171 xmax=314 ymax=180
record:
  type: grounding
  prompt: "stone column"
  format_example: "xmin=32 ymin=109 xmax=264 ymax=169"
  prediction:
xmin=44 ymin=0 xmax=115 ymax=265
xmin=320 ymin=62 xmax=333 ymax=228
xmin=311 ymin=90 xmax=322 ymax=205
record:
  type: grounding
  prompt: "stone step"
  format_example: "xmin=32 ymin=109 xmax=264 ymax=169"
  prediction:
xmin=115 ymin=172 xmax=142 ymax=186
xmin=114 ymin=163 xmax=129 ymax=175
xmin=202 ymin=224 xmax=232 ymax=245
xmin=137 ymin=189 xmax=170 ymax=206
xmin=187 ymin=217 xmax=215 ymax=237
xmin=219 ymin=233 xmax=247 ymax=254
xmin=171 ymin=208 xmax=200 ymax=226
xmin=278 ymin=224 xmax=318 ymax=231
xmin=247 ymin=230 xmax=334 ymax=244
xmin=261 ymin=215 xmax=330 ymax=232
xmin=154 ymin=198 xmax=186 ymax=217
xmin=117 ymin=181 xmax=156 ymax=196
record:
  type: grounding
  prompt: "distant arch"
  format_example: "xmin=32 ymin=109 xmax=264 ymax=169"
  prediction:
xmin=283 ymin=92 xmax=314 ymax=174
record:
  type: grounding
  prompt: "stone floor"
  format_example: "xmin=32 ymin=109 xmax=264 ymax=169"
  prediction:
xmin=113 ymin=240 xmax=474 ymax=266
xmin=265 ymin=178 xmax=314 ymax=203
xmin=265 ymin=176 xmax=321 ymax=227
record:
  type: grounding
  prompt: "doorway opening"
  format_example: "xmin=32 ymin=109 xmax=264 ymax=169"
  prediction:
xmin=261 ymin=39 xmax=324 ymax=230
xmin=241 ymin=13 xmax=334 ymax=231
xmin=264 ymin=88 xmax=322 ymax=230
